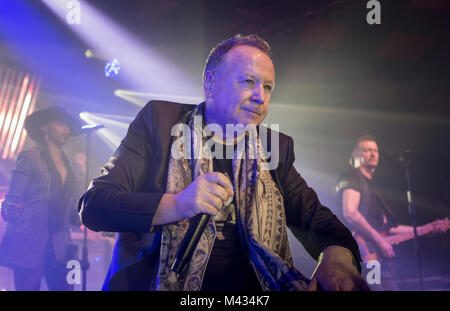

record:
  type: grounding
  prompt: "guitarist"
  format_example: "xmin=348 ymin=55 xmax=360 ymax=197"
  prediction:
xmin=336 ymin=135 xmax=416 ymax=291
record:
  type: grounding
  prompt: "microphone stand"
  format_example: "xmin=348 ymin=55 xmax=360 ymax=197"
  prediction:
xmin=81 ymin=131 xmax=92 ymax=291
xmin=79 ymin=124 xmax=104 ymax=291
xmin=399 ymin=152 xmax=424 ymax=290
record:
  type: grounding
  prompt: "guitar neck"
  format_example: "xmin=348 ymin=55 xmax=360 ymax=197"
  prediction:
xmin=385 ymin=226 xmax=431 ymax=245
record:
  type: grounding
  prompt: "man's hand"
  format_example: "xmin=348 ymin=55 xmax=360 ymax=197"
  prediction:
xmin=307 ymin=246 xmax=370 ymax=291
xmin=376 ymin=236 xmax=395 ymax=258
xmin=152 ymin=172 xmax=234 ymax=226
xmin=174 ymin=172 xmax=234 ymax=219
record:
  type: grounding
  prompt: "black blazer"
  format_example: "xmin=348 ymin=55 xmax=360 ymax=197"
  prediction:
xmin=78 ymin=100 xmax=361 ymax=290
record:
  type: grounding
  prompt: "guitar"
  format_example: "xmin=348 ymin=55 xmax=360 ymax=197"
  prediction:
xmin=353 ymin=218 xmax=449 ymax=262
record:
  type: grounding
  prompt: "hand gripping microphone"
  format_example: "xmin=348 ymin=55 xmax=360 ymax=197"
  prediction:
xmin=170 ymin=173 xmax=233 ymax=274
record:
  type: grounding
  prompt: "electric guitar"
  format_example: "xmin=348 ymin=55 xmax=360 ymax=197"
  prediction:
xmin=353 ymin=217 xmax=449 ymax=262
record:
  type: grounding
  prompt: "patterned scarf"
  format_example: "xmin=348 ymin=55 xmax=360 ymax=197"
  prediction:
xmin=156 ymin=103 xmax=309 ymax=290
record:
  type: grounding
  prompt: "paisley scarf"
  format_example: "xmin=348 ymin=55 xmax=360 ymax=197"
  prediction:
xmin=156 ymin=103 xmax=309 ymax=290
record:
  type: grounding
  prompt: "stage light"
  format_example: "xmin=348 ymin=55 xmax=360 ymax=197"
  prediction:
xmin=79 ymin=111 xmax=129 ymax=150
xmin=90 ymin=113 xmax=133 ymax=122
xmin=84 ymin=49 xmax=105 ymax=61
xmin=0 ymin=67 xmax=40 ymax=160
xmin=41 ymin=0 xmax=195 ymax=92
xmin=85 ymin=49 xmax=92 ymax=58
xmin=104 ymin=58 xmax=120 ymax=78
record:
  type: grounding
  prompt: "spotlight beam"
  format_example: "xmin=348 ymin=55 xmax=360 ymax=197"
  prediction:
xmin=79 ymin=111 xmax=131 ymax=150
xmin=40 ymin=0 xmax=195 ymax=93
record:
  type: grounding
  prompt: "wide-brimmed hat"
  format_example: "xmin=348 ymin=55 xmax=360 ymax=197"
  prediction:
xmin=24 ymin=106 xmax=83 ymax=143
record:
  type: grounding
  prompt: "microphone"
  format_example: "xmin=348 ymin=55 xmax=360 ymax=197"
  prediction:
xmin=76 ymin=124 xmax=105 ymax=135
xmin=171 ymin=172 xmax=233 ymax=274
xmin=171 ymin=213 xmax=211 ymax=274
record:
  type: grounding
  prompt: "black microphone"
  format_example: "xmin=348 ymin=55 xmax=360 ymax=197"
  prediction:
xmin=171 ymin=173 xmax=233 ymax=274
xmin=76 ymin=124 xmax=105 ymax=135
xmin=171 ymin=213 xmax=211 ymax=274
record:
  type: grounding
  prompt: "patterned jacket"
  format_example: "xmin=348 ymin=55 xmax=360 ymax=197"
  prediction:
xmin=0 ymin=148 xmax=84 ymax=271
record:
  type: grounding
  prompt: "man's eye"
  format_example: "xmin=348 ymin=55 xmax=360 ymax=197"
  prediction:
xmin=244 ymin=79 xmax=254 ymax=86
xmin=264 ymin=85 xmax=272 ymax=91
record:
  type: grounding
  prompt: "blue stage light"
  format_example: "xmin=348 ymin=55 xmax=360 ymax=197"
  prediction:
xmin=104 ymin=58 xmax=120 ymax=77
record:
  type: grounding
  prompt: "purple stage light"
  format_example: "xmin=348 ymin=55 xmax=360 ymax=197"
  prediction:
xmin=104 ymin=58 xmax=120 ymax=78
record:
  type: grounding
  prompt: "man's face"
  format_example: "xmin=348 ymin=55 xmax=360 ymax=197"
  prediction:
xmin=357 ymin=140 xmax=379 ymax=168
xmin=205 ymin=45 xmax=275 ymax=129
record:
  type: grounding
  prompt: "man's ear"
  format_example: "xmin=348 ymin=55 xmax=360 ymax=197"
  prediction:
xmin=203 ymin=71 xmax=215 ymax=98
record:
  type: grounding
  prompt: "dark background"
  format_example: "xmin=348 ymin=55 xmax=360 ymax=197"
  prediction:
xmin=0 ymin=0 xmax=448 ymax=290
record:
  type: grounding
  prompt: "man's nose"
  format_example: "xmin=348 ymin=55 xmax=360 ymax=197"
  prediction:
xmin=251 ymin=85 xmax=264 ymax=104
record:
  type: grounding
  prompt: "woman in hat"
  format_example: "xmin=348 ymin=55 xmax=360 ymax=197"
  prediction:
xmin=0 ymin=106 xmax=85 ymax=291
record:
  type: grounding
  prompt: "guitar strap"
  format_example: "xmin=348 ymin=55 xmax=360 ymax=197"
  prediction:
xmin=358 ymin=170 xmax=397 ymax=229
xmin=371 ymin=186 xmax=398 ymax=229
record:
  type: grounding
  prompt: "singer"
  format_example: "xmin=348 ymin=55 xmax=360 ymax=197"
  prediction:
xmin=0 ymin=106 xmax=85 ymax=290
xmin=79 ymin=34 xmax=368 ymax=291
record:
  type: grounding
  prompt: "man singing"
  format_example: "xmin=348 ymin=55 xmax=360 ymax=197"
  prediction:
xmin=79 ymin=34 xmax=368 ymax=291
